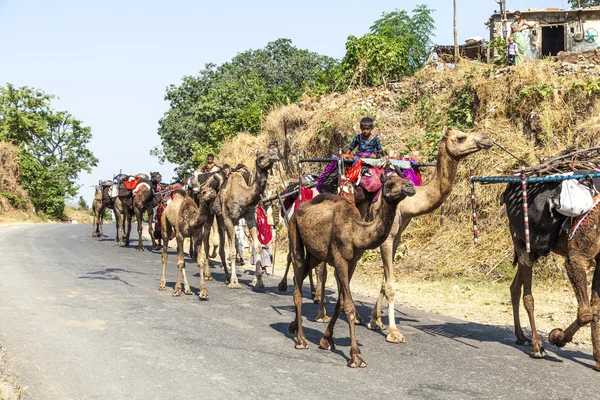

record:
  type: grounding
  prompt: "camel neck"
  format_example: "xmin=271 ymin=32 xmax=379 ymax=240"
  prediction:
xmin=248 ymin=164 xmax=268 ymax=205
xmin=357 ymin=197 xmax=398 ymax=250
xmin=400 ymin=140 xmax=458 ymax=218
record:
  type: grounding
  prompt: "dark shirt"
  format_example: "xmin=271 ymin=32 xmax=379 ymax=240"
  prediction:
xmin=348 ymin=134 xmax=383 ymax=155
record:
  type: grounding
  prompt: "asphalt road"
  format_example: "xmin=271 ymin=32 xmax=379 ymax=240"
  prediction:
xmin=0 ymin=224 xmax=599 ymax=399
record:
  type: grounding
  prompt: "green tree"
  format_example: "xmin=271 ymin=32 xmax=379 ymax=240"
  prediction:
xmin=0 ymin=84 xmax=98 ymax=219
xmin=153 ymin=39 xmax=335 ymax=175
xmin=78 ymin=196 xmax=88 ymax=210
xmin=338 ymin=5 xmax=435 ymax=88
xmin=568 ymin=0 xmax=600 ymax=6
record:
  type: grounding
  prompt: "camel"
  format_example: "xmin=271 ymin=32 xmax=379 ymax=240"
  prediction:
xmin=303 ymin=127 xmax=493 ymax=343
xmin=159 ymin=186 xmax=217 ymax=299
xmin=503 ymin=175 xmax=600 ymax=367
xmin=94 ymin=181 xmax=125 ymax=243
xmin=204 ymin=147 xmax=279 ymax=289
xmin=91 ymin=185 xmax=105 ymax=237
xmin=288 ymin=171 xmax=416 ymax=367
xmin=118 ymin=172 xmax=162 ymax=250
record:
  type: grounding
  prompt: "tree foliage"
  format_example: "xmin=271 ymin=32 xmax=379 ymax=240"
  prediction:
xmin=153 ymin=39 xmax=336 ymax=175
xmin=338 ymin=5 xmax=435 ymax=88
xmin=568 ymin=0 xmax=600 ymax=7
xmin=0 ymin=84 xmax=98 ymax=219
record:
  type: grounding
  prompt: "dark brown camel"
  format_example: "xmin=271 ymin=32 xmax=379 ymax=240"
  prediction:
xmin=288 ymin=171 xmax=415 ymax=368
xmin=118 ymin=172 xmax=162 ymax=250
xmin=504 ymin=175 xmax=600 ymax=368
xmin=159 ymin=187 xmax=216 ymax=299
xmin=204 ymin=147 xmax=279 ymax=289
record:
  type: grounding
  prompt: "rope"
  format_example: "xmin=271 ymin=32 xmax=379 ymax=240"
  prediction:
xmin=492 ymin=140 xmax=528 ymax=165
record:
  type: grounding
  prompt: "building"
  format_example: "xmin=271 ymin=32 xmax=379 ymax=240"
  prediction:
xmin=487 ymin=8 xmax=600 ymax=59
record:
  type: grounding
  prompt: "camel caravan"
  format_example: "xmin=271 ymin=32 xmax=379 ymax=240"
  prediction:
xmin=90 ymin=125 xmax=600 ymax=370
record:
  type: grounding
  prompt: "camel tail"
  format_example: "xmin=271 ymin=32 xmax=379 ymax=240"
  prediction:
xmin=288 ymin=215 xmax=305 ymax=269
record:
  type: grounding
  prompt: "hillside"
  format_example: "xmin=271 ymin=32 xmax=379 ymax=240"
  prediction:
xmin=219 ymin=58 xmax=600 ymax=283
xmin=0 ymin=142 xmax=37 ymax=223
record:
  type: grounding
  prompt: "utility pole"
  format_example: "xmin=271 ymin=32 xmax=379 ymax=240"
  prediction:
xmin=453 ymin=0 xmax=459 ymax=62
xmin=502 ymin=0 xmax=508 ymax=39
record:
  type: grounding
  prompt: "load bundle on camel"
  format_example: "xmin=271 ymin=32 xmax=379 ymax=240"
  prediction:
xmin=287 ymin=170 xmax=415 ymax=368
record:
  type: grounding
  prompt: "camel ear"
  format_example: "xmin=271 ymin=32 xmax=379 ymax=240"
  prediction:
xmin=443 ymin=126 xmax=449 ymax=137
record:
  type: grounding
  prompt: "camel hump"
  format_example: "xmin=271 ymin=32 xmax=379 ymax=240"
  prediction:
xmin=172 ymin=188 xmax=188 ymax=198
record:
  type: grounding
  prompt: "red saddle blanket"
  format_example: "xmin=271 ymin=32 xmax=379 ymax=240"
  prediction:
xmin=123 ymin=177 xmax=140 ymax=190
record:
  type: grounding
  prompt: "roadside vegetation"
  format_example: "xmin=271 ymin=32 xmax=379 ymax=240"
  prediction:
xmin=0 ymin=84 xmax=97 ymax=221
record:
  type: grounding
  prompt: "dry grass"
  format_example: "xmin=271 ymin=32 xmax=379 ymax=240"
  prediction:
xmin=0 ymin=142 xmax=34 ymax=216
xmin=220 ymin=58 xmax=600 ymax=283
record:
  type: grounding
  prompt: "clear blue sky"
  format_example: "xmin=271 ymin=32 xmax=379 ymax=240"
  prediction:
xmin=0 ymin=0 xmax=564 ymax=205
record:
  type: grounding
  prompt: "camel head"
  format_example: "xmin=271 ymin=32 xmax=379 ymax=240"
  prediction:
xmin=442 ymin=126 xmax=493 ymax=159
xmin=200 ymin=186 xmax=217 ymax=203
xmin=151 ymin=171 xmax=162 ymax=184
xmin=255 ymin=146 xmax=280 ymax=170
xmin=380 ymin=170 xmax=416 ymax=204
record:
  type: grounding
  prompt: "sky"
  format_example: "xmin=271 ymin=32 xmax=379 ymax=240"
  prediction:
xmin=0 ymin=0 xmax=566 ymax=205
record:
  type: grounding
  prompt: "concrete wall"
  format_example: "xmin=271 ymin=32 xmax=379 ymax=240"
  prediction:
xmin=489 ymin=11 xmax=600 ymax=59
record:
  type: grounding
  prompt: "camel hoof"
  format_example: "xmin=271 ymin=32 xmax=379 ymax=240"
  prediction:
xmin=159 ymin=285 xmax=166 ymax=291
xmin=278 ymin=281 xmax=288 ymax=292
xmin=347 ymin=356 xmax=367 ymax=368
xmin=595 ymin=362 xmax=600 ymax=371
xmin=316 ymin=315 xmax=330 ymax=323
xmin=549 ymin=328 xmax=567 ymax=348
xmin=386 ymin=328 xmax=407 ymax=344
xmin=184 ymin=289 xmax=192 ymax=295
xmin=199 ymin=290 xmax=209 ymax=300
xmin=251 ymin=280 xmax=265 ymax=290
xmin=295 ymin=339 xmax=308 ymax=350
xmin=136 ymin=247 xmax=145 ymax=252
xmin=367 ymin=320 xmax=385 ymax=331
xmin=228 ymin=282 xmax=241 ymax=289
xmin=530 ymin=348 xmax=547 ymax=359
xmin=152 ymin=245 xmax=161 ymax=251
xmin=319 ymin=337 xmax=335 ymax=350
xmin=172 ymin=290 xmax=183 ymax=297
xmin=204 ymin=274 xmax=214 ymax=281
xmin=515 ymin=337 xmax=532 ymax=346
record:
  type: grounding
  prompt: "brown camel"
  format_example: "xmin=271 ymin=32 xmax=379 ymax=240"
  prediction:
xmin=504 ymin=175 xmax=600 ymax=367
xmin=91 ymin=185 xmax=105 ymax=238
xmin=308 ymin=127 xmax=493 ymax=343
xmin=159 ymin=187 xmax=217 ymax=299
xmin=288 ymin=171 xmax=416 ymax=368
xmin=203 ymin=147 xmax=279 ymax=289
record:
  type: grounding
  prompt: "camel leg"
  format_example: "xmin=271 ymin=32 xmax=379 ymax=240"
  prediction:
xmin=200 ymin=224 xmax=213 ymax=281
xmin=589 ymin=255 xmax=600 ymax=371
xmin=91 ymin=211 xmax=97 ymax=237
xmin=114 ymin=207 xmax=122 ymax=244
xmin=334 ymin=257 xmax=366 ymax=368
xmin=277 ymin=253 xmax=291 ymax=292
xmin=173 ymin=234 xmax=192 ymax=296
xmin=518 ymin=255 xmax=547 ymax=358
xmin=159 ymin=219 xmax=171 ymax=291
xmin=147 ymin=207 xmax=158 ymax=250
xmin=316 ymin=263 xmax=330 ymax=323
xmin=194 ymin=229 xmax=209 ymax=300
xmin=224 ymin=218 xmax=240 ymax=289
xmin=124 ymin=210 xmax=133 ymax=247
xmin=510 ymin=263 xmax=529 ymax=346
xmin=215 ymin=216 xmax=231 ymax=284
xmin=246 ymin=212 xmax=265 ymax=290
xmin=98 ymin=207 xmax=105 ymax=238
xmin=200 ymin=213 xmax=215 ymax=281
xmin=290 ymin=259 xmax=311 ymax=350
xmin=308 ymin=269 xmax=315 ymax=299
xmin=189 ymin=235 xmax=195 ymax=259
xmin=549 ymin=256 xmax=593 ymax=347
xmin=135 ymin=207 xmax=145 ymax=251
xmin=368 ymin=235 xmax=394 ymax=332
